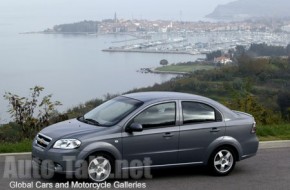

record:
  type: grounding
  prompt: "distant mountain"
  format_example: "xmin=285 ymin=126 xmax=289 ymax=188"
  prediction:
xmin=206 ymin=0 xmax=290 ymax=20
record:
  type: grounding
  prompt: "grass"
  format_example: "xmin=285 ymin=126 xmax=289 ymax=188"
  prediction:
xmin=155 ymin=64 xmax=215 ymax=73
xmin=0 ymin=124 xmax=289 ymax=153
xmin=257 ymin=124 xmax=290 ymax=141
xmin=0 ymin=139 xmax=32 ymax=153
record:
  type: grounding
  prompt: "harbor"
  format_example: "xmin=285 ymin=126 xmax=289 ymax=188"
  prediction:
xmin=102 ymin=30 xmax=290 ymax=55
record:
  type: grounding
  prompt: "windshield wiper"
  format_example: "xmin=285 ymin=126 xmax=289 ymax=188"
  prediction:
xmin=84 ymin=118 xmax=100 ymax=126
xmin=77 ymin=116 xmax=100 ymax=126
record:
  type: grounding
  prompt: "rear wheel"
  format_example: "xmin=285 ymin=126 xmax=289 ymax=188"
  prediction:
xmin=209 ymin=147 xmax=236 ymax=176
xmin=87 ymin=154 xmax=113 ymax=182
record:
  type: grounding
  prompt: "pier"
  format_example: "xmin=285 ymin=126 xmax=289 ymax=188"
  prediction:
xmin=102 ymin=48 xmax=200 ymax=55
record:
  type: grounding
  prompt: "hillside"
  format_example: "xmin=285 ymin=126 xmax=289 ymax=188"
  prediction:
xmin=206 ymin=0 xmax=290 ymax=20
xmin=1 ymin=52 xmax=290 ymax=145
xmin=44 ymin=20 xmax=99 ymax=33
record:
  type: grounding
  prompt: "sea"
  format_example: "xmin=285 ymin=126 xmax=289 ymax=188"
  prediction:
xmin=0 ymin=0 xmax=210 ymax=123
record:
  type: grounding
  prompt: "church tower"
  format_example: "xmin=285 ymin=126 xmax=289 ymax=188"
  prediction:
xmin=114 ymin=12 xmax=117 ymax=23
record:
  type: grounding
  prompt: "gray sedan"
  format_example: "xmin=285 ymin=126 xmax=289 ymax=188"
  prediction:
xmin=32 ymin=92 xmax=259 ymax=182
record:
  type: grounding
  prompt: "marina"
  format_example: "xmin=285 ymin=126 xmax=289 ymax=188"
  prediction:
xmin=102 ymin=30 xmax=290 ymax=55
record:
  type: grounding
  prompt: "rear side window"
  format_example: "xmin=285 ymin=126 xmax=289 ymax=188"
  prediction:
xmin=131 ymin=102 xmax=176 ymax=129
xmin=182 ymin=102 xmax=222 ymax=124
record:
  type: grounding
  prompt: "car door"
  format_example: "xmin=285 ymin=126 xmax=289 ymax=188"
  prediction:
xmin=178 ymin=101 xmax=226 ymax=163
xmin=122 ymin=102 xmax=179 ymax=166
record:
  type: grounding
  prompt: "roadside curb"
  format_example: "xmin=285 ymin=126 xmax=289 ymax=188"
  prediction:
xmin=259 ymin=140 xmax=290 ymax=149
xmin=0 ymin=152 xmax=31 ymax=156
xmin=0 ymin=140 xmax=290 ymax=156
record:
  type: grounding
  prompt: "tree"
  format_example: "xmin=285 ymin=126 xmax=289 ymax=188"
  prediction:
xmin=247 ymin=43 xmax=287 ymax=57
xmin=206 ymin=50 xmax=222 ymax=61
xmin=227 ymin=95 xmax=281 ymax=125
xmin=3 ymin=86 xmax=61 ymax=139
xmin=277 ymin=92 xmax=290 ymax=121
xmin=235 ymin=45 xmax=246 ymax=57
xmin=160 ymin=59 xmax=169 ymax=66
xmin=237 ymin=54 xmax=270 ymax=76
xmin=286 ymin=44 xmax=290 ymax=55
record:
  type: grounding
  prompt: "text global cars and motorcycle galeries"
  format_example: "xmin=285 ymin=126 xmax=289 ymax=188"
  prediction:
xmin=9 ymin=181 xmax=147 ymax=189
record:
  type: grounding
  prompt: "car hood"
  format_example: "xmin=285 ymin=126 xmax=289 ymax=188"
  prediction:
xmin=39 ymin=118 xmax=108 ymax=140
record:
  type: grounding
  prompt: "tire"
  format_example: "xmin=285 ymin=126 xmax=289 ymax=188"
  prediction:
xmin=209 ymin=147 xmax=236 ymax=176
xmin=87 ymin=153 xmax=114 ymax=182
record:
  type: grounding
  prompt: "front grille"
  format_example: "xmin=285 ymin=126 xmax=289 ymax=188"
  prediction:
xmin=36 ymin=133 xmax=52 ymax=148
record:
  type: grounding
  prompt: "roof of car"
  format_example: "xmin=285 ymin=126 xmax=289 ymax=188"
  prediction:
xmin=122 ymin=91 xmax=238 ymax=119
xmin=123 ymin=91 xmax=208 ymax=102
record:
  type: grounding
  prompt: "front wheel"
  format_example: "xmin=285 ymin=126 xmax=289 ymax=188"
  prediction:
xmin=87 ymin=154 xmax=113 ymax=182
xmin=209 ymin=147 xmax=236 ymax=176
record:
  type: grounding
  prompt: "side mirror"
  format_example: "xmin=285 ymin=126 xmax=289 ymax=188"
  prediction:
xmin=126 ymin=123 xmax=143 ymax=133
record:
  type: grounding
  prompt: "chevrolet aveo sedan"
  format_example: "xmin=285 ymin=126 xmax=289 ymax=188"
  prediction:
xmin=32 ymin=92 xmax=259 ymax=182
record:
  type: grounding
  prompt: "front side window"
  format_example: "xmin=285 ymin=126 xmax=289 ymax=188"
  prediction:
xmin=131 ymin=102 xmax=176 ymax=129
xmin=83 ymin=96 xmax=143 ymax=126
xmin=182 ymin=102 xmax=218 ymax=124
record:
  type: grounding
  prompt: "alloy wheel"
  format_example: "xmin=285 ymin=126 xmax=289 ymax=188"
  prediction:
xmin=213 ymin=149 xmax=234 ymax=174
xmin=88 ymin=156 xmax=111 ymax=182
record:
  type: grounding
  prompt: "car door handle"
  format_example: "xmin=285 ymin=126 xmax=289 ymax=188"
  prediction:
xmin=163 ymin=132 xmax=174 ymax=138
xmin=210 ymin=128 xmax=220 ymax=133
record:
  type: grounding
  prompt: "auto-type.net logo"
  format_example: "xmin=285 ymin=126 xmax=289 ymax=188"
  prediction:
xmin=3 ymin=156 xmax=152 ymax=189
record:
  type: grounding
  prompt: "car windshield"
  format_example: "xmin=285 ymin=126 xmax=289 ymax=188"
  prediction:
xmin=83 ymin=96 xmax=143 ymax=127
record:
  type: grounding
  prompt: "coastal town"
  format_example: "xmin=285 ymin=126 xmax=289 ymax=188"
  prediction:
xmin=45 ymin=15 xmax=290 ymax=56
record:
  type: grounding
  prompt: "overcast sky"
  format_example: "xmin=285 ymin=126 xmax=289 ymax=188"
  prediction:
xmin=0 ymin=0 xmax=235 ymax=28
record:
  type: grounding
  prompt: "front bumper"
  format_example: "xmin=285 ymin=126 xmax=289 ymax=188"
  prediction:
xmin=32 ymin=140 xmax=82 ymax=174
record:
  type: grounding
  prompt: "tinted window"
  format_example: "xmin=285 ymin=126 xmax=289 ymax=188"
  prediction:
xmin=131 ymin=102 xmax=176 ymax=129
xmin=182 ymin=102 xmax=217 ymax=124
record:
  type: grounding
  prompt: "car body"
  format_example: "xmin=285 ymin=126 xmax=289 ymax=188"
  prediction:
xmin=32 ymin=92 xmax=259 ymax=182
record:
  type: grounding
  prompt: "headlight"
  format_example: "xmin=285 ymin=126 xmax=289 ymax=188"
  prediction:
xmin=53 ymin=139 xmax=81 ymax=149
